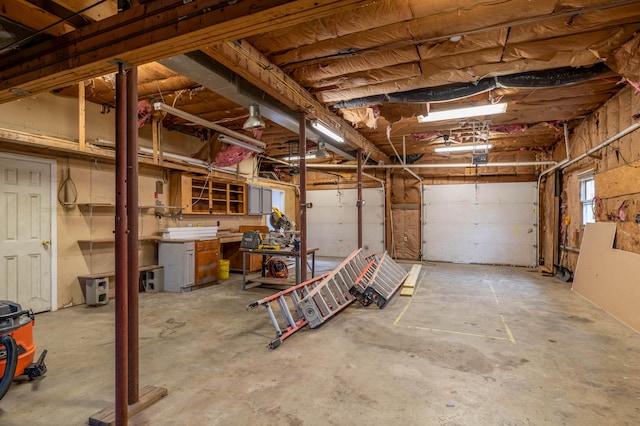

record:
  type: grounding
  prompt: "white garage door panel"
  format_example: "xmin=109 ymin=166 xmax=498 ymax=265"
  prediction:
xmin=423 ymin=183 xmax=536 ymax=266
xmin=307 ymin=188 xmax=384 ymax=257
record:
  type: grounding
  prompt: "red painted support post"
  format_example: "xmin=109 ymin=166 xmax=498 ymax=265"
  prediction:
xmin=126 ymin=65 xmax=139 ymax=405
xmin=114 ymin=64 xmax=129 ymax=425
xmin=298 ymin=113 xmax=307 ymax=283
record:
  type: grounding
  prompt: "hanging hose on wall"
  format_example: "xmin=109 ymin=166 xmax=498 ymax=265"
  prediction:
xmin=57 ymin=157 xmax=77 ymax=208
xmin=0 ymin=334 xmax=18 ymax=400
xmin=266 ymin=257 xmax=288 ymax=279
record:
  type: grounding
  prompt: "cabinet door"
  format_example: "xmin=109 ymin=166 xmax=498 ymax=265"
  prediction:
xmin=195 ymin=239 xmax=220 ymax=285
xmin=248 ymin=185 xmax=262 ymax=215
xmin=185 ymin=247 xmax=195 ymax=287
xmin=261 ymin=188 xmax=272 ymax=215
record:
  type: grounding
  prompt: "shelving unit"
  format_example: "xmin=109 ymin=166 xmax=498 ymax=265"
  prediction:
xmin=170 ymin=173 xmax=246 ymax=215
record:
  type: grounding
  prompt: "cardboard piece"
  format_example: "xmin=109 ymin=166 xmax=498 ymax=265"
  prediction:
xmin=572 ymin=222 xmax=640 ymax=333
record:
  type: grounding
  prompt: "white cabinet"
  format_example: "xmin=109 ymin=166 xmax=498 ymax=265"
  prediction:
xmin=247 ymin=185 xmax=273 ymax=215
xmin=158 ymin=241 xmax=195 ymax=292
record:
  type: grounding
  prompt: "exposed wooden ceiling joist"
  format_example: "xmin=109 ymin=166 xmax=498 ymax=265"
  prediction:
xmin=0 ymin=0 xmax=76 ymax=36
xmin=203 ymin=40 xmax=388 ymax=164
xmin=0 ymin=0 xmax=373 ymax=103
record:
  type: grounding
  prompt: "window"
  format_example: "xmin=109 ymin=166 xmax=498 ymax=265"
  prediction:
xmin=579 ymin=172 xmax=595 ymax=225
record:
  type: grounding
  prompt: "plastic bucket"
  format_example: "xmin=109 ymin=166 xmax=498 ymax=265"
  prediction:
xmin=219 ymin=259 xmax=230 ymax=280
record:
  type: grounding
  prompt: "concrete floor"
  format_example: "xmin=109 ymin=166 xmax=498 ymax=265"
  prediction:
xmin=1 ymin=259 xmax=639 ymax=425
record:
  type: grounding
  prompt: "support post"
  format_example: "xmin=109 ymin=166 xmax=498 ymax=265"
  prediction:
xmin=298 ymin=112 xmax=307 ymax=283
xmin=357 ymin=148 xmax=363 ymax=249
xmin=126 ymin=66 xmax=139 ymax=405
xmin=114 ymin=64 xmax=129 ymax=426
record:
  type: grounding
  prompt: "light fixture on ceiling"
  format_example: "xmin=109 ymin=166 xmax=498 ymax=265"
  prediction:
xmin=449 ymin=35 xmax=463 ymax=42
xmin=434 ymin=143 xmax=492 ymax=153
xmin=242 ymin=104 xmax=266 ymax=130
xmin=315 ymin=141 xmax=329 ymax=158
xmin=218 ymin=134 xmax=265 ymax=154
xmin=418 ymin=103 xmax=507 ymax=123
xmin=311 ymin=119 xmax=344 ymax=143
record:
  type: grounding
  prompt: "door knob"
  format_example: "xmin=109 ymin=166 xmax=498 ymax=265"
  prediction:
xmin=42 ymin=240 xmax=50 ymax=248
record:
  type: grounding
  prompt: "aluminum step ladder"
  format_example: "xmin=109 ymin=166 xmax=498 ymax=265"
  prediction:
xmin=297 ymin=248 xmax=377 ymax=328
xmin=360 ymin=252 xmax=409 ymax=308
xmin=247 ymin=274 xmax=327 ymax=349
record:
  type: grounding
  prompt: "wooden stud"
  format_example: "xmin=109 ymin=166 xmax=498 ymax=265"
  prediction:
xmin=78 ymin=81 xmax=86 ymax=151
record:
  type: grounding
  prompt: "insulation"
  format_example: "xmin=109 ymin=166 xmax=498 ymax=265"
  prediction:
xmin=306 ymin=63 xmax=420 ymax=90
xmin=293 ymin=46 xmax=419 ymax=86
xmin=251 ymin=0 xmax=413 ymax=56
xmin=609 ymin=33 xmax=640 ymax=84
xmin=417 ymin=29 xmax=508 ymax=59
xmin=503 ymin=26 xmax=640 ymax=63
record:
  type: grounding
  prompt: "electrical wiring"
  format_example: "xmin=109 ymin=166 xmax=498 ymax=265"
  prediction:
xmin=266 ymin=257 xmax=288 ymax=279
xmin=57 ymin=158 xmax=77 ymax=208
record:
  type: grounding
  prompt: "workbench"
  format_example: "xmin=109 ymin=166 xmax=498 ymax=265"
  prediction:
xmin=240 ymin=247 xmax=319 ymax=290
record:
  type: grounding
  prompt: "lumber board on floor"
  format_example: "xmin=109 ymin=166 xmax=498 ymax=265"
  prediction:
xmin=88 ymin=385 xmax=168 ymax=426
xmin=400 ymin=264 xmax=422 ymax=297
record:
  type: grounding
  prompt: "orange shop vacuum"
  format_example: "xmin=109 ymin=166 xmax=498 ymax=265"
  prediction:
xmin=0 ymin=300 xmax=47 ymax=400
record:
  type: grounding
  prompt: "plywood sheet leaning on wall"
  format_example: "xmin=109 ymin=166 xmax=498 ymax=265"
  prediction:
xmin=572 ymin=222 xmax=640 ymax=333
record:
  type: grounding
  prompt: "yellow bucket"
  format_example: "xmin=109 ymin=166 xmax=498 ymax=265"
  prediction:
xmin=219 ymin=259 xmax=230 ymax=280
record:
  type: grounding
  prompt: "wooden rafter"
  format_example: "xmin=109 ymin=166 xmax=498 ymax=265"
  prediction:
xmin=52 ymin=0 xmax=117 ymax=22
xmin=0 ymin=0 xmax=76 ymax=36
xmin=0 ymin=0 xmax=372 ymax=103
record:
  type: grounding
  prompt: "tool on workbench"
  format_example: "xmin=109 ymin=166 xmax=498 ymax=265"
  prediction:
xmin=247 ymin=274 xmax=328 ymax=349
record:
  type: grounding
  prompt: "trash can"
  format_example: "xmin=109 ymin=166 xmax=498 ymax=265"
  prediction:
xmin=219 ymin=259 xmax=230 ymax=280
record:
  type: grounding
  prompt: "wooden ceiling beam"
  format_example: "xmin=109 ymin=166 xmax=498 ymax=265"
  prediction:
xmin=51 ymin=0 xmax=118 ymax=22
xmin=0 ymin=0 xmax=76 ymax=36
xmin=203 ymin=40 xmax=389 ymax=164
xmin=0 ymin=0 xmax=372 ymax=103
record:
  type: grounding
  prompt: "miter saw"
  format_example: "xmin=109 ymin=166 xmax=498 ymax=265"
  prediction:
xmin=240 ymin=207 xmax=299 ymax=250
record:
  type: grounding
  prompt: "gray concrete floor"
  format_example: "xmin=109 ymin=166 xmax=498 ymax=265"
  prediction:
xmin=1 ymin=259 xmax=639 ymax=425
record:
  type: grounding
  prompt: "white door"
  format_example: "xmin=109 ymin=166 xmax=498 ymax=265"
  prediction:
xmin=0 ymin=154 xmax=54 ymax=312
xmin=423 ymin=182 xmax=537 ymax=266
xmin=307 ymin=188 xmax=384 ymax=257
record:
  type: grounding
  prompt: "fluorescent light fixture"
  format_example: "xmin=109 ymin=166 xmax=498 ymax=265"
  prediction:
xmin=153 ymin=102 xmax=266 ymax=149
xmin=311 ymin=120 xmax=344 ymax=143
xmin=435 ymin=143 xmax=492 ymax=153
xmin=218 ymin=134 xmax=264 ymax=154
xmin=418 ymin=103 xmax=507 ymax=123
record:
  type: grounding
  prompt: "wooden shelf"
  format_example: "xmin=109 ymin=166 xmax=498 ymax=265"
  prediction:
xmin=78 ymin=237 xmax=158 ymax=244
xmin=170 ymin=172 xmax=246 ymax=215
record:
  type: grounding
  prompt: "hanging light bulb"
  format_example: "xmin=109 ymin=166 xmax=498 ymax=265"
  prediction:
xmin=242 ymin=105 xmax=266 ymax=130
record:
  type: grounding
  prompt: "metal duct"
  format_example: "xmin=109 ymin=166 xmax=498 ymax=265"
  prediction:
xmin=159 ymin=52 xmax=355 ymax=160
xmin=331 ymin=63 xmax=611 ymax=109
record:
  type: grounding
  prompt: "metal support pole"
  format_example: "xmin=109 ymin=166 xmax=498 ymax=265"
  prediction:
xmin=298 ymin=112 xmax=307 ymax=283
xmin=114 ymin=64 xmax=128 ymax=425
xmin=126 ymin=66 xmax=139 ymax=405
xmin=357 ymin=148 xmax=363 ymax=249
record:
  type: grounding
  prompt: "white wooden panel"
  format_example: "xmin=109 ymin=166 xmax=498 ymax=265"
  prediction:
xmin=0 ymin=155 xmax=53 ymax=312
xmin=3 ymin=255 xmax=18 ymax=300
xmin=4 ymin=192 xmax=18 ymax=241
xmin=307 ymin=188 xmax=384 ymax=257
xmin=423 ymin=182 xmax=536 ymax=266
